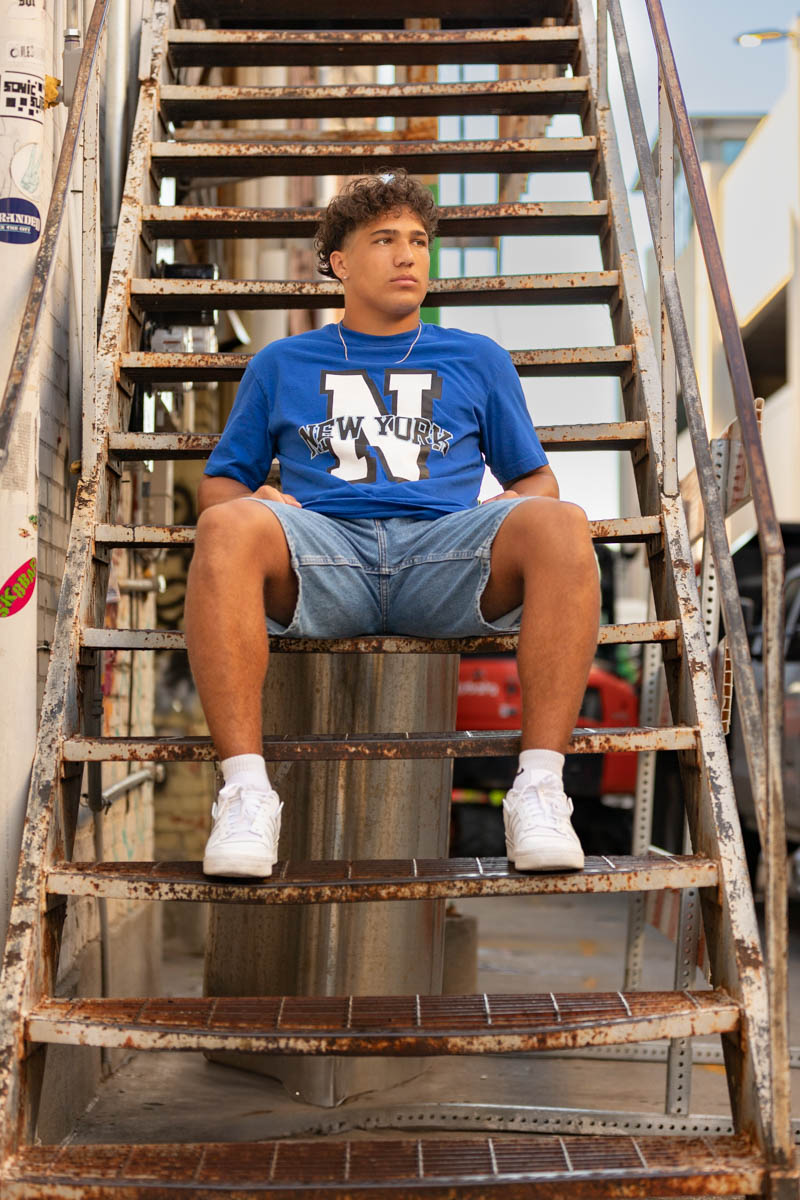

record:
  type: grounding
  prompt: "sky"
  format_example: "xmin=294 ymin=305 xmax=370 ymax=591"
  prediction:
xmin=449 ymin=1 xmax=800 ymax=516
xmin=631 ymin=0 xmax=798 ymax=120
xmin=616 ymin=0 xmax=800 ymax=268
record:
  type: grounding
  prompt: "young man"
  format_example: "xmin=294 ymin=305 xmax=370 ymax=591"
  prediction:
xmin=184 ymin=170 xmax=600 ymax=878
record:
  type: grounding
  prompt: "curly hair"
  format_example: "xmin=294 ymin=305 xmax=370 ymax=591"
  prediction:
xmin=315 ymin=170 xmax=438 ymax=279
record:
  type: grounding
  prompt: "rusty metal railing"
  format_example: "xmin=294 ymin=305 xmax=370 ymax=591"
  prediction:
xmin=604 ymin=0 xmax=791 ymax=1171
xmin=0 ymin=0 xmax=109 ymax=473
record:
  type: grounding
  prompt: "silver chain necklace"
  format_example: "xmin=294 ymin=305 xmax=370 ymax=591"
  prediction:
xmin=337 ymin=321 xmax=423 ymax=365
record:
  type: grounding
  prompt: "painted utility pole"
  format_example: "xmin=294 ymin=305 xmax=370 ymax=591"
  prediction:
xmin=790 ymin=19 xmax=800 ymax=520
xmin=0 ymin=0 xmax=49 ymax=936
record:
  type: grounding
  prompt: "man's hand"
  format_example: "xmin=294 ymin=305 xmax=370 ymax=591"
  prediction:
xmin=251 ymin=484 xmax=301 ymax=507
xmin=197 ymin=474 xmax=301 ymax=516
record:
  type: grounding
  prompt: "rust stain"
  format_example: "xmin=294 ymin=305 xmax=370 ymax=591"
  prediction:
xmin=47 ymin=854 xmax=720 ymax=906
xmin=5 ymin=1131 xmax=765 ymax=1193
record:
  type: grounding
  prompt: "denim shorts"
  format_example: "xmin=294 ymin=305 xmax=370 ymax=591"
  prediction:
xmin=244 ymin=496 xmax=531 ymax=638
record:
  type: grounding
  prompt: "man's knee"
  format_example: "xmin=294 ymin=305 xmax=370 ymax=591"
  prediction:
xmin=194 ymin=498 xmax=288 ymax=570
xmin=512 ymin=497 xmax=592 ymax=550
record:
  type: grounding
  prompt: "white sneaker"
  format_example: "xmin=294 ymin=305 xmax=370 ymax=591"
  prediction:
xmin=503 ymin=774 xmax=585 ymax=871
xmin=202 ymin=783 xmax=283 ymax=878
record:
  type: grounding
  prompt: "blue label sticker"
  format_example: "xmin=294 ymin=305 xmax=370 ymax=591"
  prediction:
xmin=0 ymin=196 xmax=40 ymax=243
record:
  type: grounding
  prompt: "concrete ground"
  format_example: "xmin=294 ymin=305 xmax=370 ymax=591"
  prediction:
xmin=68 ymin=891 xmax=800 ymax=1148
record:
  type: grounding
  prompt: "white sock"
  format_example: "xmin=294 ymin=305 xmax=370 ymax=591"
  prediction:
xmin=221 ymin=754 xmax=270 ymax=791
xmin=513 ymin=749 xmax=565 ymax=791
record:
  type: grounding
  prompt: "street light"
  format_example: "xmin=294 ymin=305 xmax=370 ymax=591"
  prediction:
xmin=735 ymin=28 xmax=798 ymax=48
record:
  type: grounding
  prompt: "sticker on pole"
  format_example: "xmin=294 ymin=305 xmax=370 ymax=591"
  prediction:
xmin=0 ymin=196 xmax=40 ymax=243
xmin=0 ymin=70 xmax=44 ymax=122
xmin=11 ymin=142 xmax=41 ymax=199
xmin=0 ymin=557 xmax=36 ymax=618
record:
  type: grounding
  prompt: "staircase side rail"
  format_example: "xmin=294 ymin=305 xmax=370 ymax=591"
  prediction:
xmin=605 ymin=0 xmax=792 ymax=1173
xmin=644 ymin=0 xmax=781 ymax=557
xmin=0 ymin=0 xmax=110 ymax=473
xmin=0 ymin=1 xmax=168 ymax=1156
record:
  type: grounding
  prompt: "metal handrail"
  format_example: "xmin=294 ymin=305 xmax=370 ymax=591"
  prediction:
xmin=606 ymin=1 xmax=772 ymax=828
xmin=644 ymin=0 xmax=782 ymax=556
xmin=0 ymin=0 xmax=110 ymax=471
xmin=605 ymin=0 xmax=791 ymax=1169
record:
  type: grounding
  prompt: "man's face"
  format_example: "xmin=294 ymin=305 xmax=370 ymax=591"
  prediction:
xmin=330 ymin=206 xmax=431 ymax=326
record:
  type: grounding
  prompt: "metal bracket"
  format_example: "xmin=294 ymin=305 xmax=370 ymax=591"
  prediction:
xmin=244 ymin=1102 xmax=800 ymax=1145
xmin=62 ymin=31 xmax=82 ymax=108
xmin=665 ymin=824 xmax=701 ymax=1115
xmin=624 ymin=624 xmax=665 ymax=990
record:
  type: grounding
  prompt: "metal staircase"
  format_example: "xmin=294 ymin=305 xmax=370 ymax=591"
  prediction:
xmin=0 ymin=0 xmax=796 ymax=1194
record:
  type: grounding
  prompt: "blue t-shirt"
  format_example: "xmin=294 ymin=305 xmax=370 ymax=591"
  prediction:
xmin=204 ymin=322 xmax=548 ymax=520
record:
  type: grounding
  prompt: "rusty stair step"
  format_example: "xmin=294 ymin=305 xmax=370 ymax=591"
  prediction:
xmin=141 ymin=200 xmax=610 ymax=240
xmin=94 ymin=515 xmax=659 ymax=548
xmin=159 ymin=77 xmax=590 ymax=123
xmin=47 ymin=853 xmax=719 ymax=904
xmin=61 ymin=726 xmax=698 ymax=763
xmin=130 ymin=271 xmax=619 ymax=314
xmin=5 ymin=1133 xmax=765 ymax=1195
xmin=119 ymin=345 xmax=631 ymax=384
xmin=176 ymin=0 xmax=571 ymax=20
xmin=25 ymin=990 xmax=739 ymax=1055
xmin=150 ymin=136 xmax=598 ymax=180
xmin=166 ymin=25 xmax=581 ymax=69
xmin=81 ymin=619 xmax=677 ymax=653
xmin=109 ymin=423 xmax=645 ymax=462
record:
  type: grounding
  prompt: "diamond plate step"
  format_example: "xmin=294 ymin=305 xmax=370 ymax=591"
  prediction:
xmin=166 ymin=26 xmax=581 ymax=69
xmin=141 ymin=201 xmax=610 ymax=241
xmin=47 ymin=854 xmax=718 ymax=905
xmin=159 ymin=78 xmax=590 ymax=123
xmin=119 ymin=345 xmax=632 ymax=384
xmin=108 ymin=423 xmax=646 ymax=461
xmin=81 ymin=619 xmax=677 ymax=653
xmin=150 ymin=136 xmax=598 ymax=180
xmin=61 ymin=726 xmax=698 ymax=763
xmin=94 ymin=515 xmax=659 ymax=548
xmin=26 ymin=991 xmax=739 ymax=1055
xmin=5 ymin=1134 xmax=765 ymax=1196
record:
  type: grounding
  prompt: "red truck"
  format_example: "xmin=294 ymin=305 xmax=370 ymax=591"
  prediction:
xmin=452 ymin=653 xmax=639 ymax=856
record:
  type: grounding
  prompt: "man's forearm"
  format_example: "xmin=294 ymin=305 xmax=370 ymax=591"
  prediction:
xmin=197 ymin=474 xmax=253 ymax=515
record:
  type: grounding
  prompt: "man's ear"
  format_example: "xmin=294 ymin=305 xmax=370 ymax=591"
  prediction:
xmin=329 ymin=249 xmax=347 ymax=282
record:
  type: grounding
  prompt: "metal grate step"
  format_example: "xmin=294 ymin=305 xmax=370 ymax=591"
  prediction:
xmin=150 ymin=136 xmax=598 ymax=180
xmin=61 ymin=726 xmax=698 ymax=763
xmin=159 ymin=78 xmax=590 ymax=123
xmin=94 ymin=515 xmax=659 ymax=548
xmin=48 ymin=854 xmax=718 ymax=905
xmin=81 ymin=619 xmax=676 ymax=653
xmin=26 ymin=991 xmax=739 ymax=1055
xmin=119 ymin=345 xmax=632 ymax=384
xmin=166 ymin=26 xmax=581 ymax=69
xmin=141 ymin=200 xmax=610 ymax=240
xmin=6 ymin=1134 xmax=765 ymax=1196
xmin=108 ymin=423 xmax=646 ymax=461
